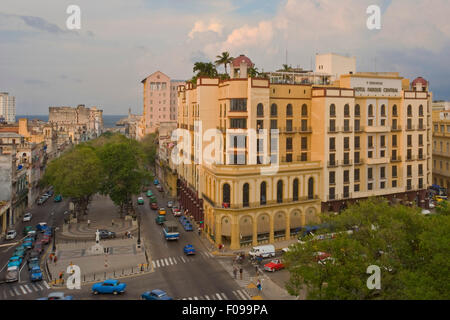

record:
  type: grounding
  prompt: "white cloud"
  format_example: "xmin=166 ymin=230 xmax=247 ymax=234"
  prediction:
xmin=188 ymin=20 xmax=223 ymax=39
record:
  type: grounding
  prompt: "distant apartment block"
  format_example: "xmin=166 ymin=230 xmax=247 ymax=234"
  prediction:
xmin=432 ymin=100 xmax=450 ymax=193
xmin=0 ymin=93 xmax=16 ymax=124
xmin=139 ymin=71 xmax=184 ymax=137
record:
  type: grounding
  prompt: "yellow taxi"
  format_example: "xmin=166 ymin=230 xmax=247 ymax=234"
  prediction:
xmin=158 ymin=208 xmax=166 ymax=215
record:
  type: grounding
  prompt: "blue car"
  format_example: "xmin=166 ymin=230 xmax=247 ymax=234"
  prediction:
xmin=8 ymin=256 xmax=22 ymax=268
xmin=30 ymin=266 xmax=43 ymax=281
xmin=92 ymin=279 xmax=126 ymax=295
xmin=13 ymin=248 xmax=25 ymax=259
xmin=179 ymin=216 xmax=193 ymax=231
xmin=153 ymin=179 xmax=159 ymax=185
xmin=183 ymin=244 xmax=196 ymax=255
xmin=36 ymin=223 xmax=48 ymax=232
xmin=28 ymin=257 xmax=40 ymax=270
xmin=141 ymin=289 xmax=173 ymax=300
xmin=23 ymin=241 xmax=34 ymax=250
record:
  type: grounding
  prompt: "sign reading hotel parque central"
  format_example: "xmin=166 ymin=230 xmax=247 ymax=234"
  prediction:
xmin=350 ymin=77 xmax=402 ymax=97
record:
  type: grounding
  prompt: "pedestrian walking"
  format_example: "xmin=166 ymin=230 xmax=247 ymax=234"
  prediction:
xmin=256 ymin=279 xmax=262 ymax=292
xmin=198 ymin=227 xmax=201 ymax=236
xmin=87 ymin=219 xmax=90 ymax=227
xmin=54 ymin=255 xmax=58 ymax=264
xmin=255 ymin=265 xmax=259 ymax=276
xmin=112 ymin=219 xmax=114 ymax=227
xmin=233 ymin=267 xmax=237 ymax=279
xmin=239 ymin=267 xmax=243 ymax=280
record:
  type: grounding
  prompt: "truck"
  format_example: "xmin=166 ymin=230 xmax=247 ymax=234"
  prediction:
xmin=162 ymin=221 xmax=179 ymax=240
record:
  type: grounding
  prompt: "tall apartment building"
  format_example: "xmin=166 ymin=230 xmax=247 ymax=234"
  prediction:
xmin=432 ymin=102 xmax=450 ymax=192
xmin=0 ymin=93 xmax=16 ymax=124
xmin=139 ymin=71 xmax=184 ymax=137
xmin=174 ymin=54 xmax=432 ymax=250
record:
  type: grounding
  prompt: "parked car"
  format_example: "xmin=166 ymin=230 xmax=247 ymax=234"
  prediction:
xmin=137 ymin=197 xmax=145 ymax=205
xmin=5 ymin=266 xmax=19 ymax=283
xmin=150 ymin=202 xmax=158 ymax=210
xmin=33 ymin=241 xmax=43 ymax=255
xmin=8 ymin=256 xmax=22 ymax=268
xmin=146 ymin=190 xmax=153 ymax=197
xmin=99 ymin=230 xmax=116 ymax=239
xmin=141 ymin=289 xmax=173 ymax=300
xmin=153 ymin=179 xmax=159 ymax=185
xmin=167 ymin=201 xmax=173 ymax=208
xmin=30 ymin=266 xmax=43 ymax=281
xmin=37 ymin=292 xmax=73 ymax=300
xmin=23 ymin=212 xmax=32 ymax=222
xmin=183 ymin=244 xmax=196 ymax=255
xmin=92 ymin=279 xmax=126 ymax=295
xmin=314 ymin=252 xmax=335 ymax=264
xmin=54 ymin=195 xmax=62 ymax=202
xmin=28 ymin=257 xmax=40 ymax=270
xmin=5 ymin=230 xmax=17 ymax=240
xmin=158 ymin=208 xmax=166 ymax=215
xmin=264 ymin=259 xmax=285 ymax=272
xmin=37 ymin=197 xmax=46 ymax=205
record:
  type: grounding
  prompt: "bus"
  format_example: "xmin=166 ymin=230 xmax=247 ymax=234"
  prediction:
xmin=163 ymin=221 xmax=179 ymax=240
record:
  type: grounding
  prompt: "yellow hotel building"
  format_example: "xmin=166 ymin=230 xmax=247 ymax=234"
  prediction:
xmin=175 ymin=55 xmax=432 ymax=250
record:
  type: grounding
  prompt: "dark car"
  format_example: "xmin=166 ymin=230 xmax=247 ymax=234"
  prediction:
xmin=28 ymin=257 xmax=40 ymax=270
xmin=33 ymin=241 xmax=43 ymax=255
xmin=150 ymin=202 xmax=158 ymax=210
xmin=29 ymin=251 xmax=40 ymax=260
xmin=99 ymin=230 xmax=116 ymax=239
xmin=41 ymin=234 xmax=51 ymax=245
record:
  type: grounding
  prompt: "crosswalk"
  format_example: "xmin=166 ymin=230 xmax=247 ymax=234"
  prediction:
xmin=151 ymin=251 xmax=214 ymax=269
xmin=3 ymin=281 xmax=50 ymax=298
xmin=180 ymin=289 xmax=252 ymax=300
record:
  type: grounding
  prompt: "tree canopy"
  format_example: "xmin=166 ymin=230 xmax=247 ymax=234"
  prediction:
xmin=284 ymin=198 xmax=450 ymax=300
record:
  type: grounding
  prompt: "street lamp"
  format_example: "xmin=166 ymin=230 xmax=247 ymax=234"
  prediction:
xmin=137 ymin=209 xmax=141 ymax=248
xmin=51 ymin=212 xmax=56 ymax=254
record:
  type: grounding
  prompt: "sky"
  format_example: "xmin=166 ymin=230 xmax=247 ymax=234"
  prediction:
xmin=0 ymin=0 xmax=449 ymax=115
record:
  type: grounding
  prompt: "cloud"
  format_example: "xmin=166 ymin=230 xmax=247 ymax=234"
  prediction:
xmin=188 ymin=20 xmax=223 ymax=39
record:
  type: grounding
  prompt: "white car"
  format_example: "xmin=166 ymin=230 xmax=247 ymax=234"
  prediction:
xmin=167 ymin=201 xmax=173 ymax=208
xmin=5 ymin=230 xmax=17 ymax=240
xmin=23 ymin=212 xmax=32 ymax=222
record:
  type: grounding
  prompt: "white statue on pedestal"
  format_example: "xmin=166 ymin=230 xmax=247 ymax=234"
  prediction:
xmin=95 ymin=229 xmax=100 ymax=243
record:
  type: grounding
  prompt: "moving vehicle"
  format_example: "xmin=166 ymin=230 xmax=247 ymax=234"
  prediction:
xmin=167 ymin=201 xmax=173 ymax=208
xmin=5 ymin=266 xmax=19 ymax=283
xmin=157 ymin=185 xmax=163 ymax=192
xmin=23 ymin=213 xmax=32 ymax=222
xmin=41 ymin=234 xmax=51 ymax=244
xmin=30 ymin=266 xmax=43 ymax=281
xmin=141 ymin=289 xmax=173 ymax=300
xmin=153 ymin=179 xmax=159 ymax=185
xmin=92 ymin=279 xmax=126 ymax=295
xmin=8 ymin=256 xmax=23 ymax=268
xmin=13 ymin=247 xmax=26 ymax=259
xmin=171 ymin=207 xmax=181 ymax=217
xmin=23 ymin=240 xmax=34 ymax=250
xmin=183 ymin=244 xmax=196 ymax=255
xmin=99 ymin=230 xmax=116 ymax=239
xmin=264 ymin=259 xmax=285 ymax=272
xmin=28 ymin=257 xmax=40 ymax=270
xmin=146 ymin=190 xmax=153 ymax=197
xmin=249 ymin=245 xmax=276 ymax=258
xmin=37 ymin=197 xmax=47 ymax=205
xmin=137 ymin=197 xmax=144 ymax=205
xmin=179 ymin=216 xmax=193 ymax=231
xmin=54 ymin=195 xmax=62 ymax=202
xmin=163 ymin=221 xmax=179 ymax=240
xmin=37 ymin=292 xmax=73 ymax=300
xmin=150 ymin=202 xmax=158 ymax=210
xmin=23 ymin=226 xmax=34 ymax=235
xmin=158 ymin=208 xmax=166 ymax=215
xmin=155 ymin=215 xmax=166 ymax=225
xmin=5 ymin=230 xmax=17 ymax=240
xmin=33 ymin=241 xmax=43 ymax=255
xmin=36 ymin=222 xmax=48 ymax=232
xmin=314 ymin=252 xmax=334 ymax=264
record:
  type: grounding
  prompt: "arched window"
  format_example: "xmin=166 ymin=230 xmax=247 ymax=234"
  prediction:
xmin=355 ymin=104 xmax=360 ymax=117
xmin=260 ymin=182 xmax=267 ymax=205
xmin=270 ymin=104 xmax=278 ymax=117
xmin=344 ymin=104 xmax=350 ymax=117
xmin=257 ymin=103 xmax=264 ymax=117
xmin=286 ymin=104 xmax=293 ymax=117
xmin=407 ymin=105 xmax=412 ymax=117
xmin=392 ymin=105 xmax=398 ymax=116
xmin=301 ymin=104 xmax=308 ymax=117
xmin=277 ymin=180 xmax=283 ymax=203
xmin=368 ymin=104 xmax=373 ymax=117
xmin=330 ymin=104 xmax=336 ymax=117
xmin=308 ymin=177 xmax=314 ymax=199
xmin=243 ymin=183 xmax=249 ymax=207
xmin=381 ymin=104 xmax=386 ymax=117
xmin=293 ymin=179 xmax=299 ymax=201
xmin=223 ymin=183 xmax=230 ymax=205
xmin=419 ymin=105 xmax=424 ymax=116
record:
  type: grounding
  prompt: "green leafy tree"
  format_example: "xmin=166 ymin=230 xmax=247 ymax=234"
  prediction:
xmin=43 ymin=145 xmax=103 ymax=219
xmin=193 ymin=62 xmax=218 ymax=78
xmin=284 ymin=198 xmax=450 ymax=300
xmin=140 ymin=133 xmax=158 ymax=166
xmin=215 ymin=52 xmax=233 ymax=74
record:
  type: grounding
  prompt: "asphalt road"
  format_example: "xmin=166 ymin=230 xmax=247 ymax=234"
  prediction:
xmin=0 ymin=193 xmax=69 ymax=300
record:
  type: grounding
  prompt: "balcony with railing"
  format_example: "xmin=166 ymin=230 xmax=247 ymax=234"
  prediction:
xmin=391 ymin=156 xmax=402 ymax=162
xmin=342 ymin=159 xmax=353 ymax=166
xmin=327 ymin=160 xmax=340 ymax=168
xmin=391 ymin=125 xmax=402 ymax=132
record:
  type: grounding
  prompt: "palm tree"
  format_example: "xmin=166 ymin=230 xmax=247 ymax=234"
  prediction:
xmin=248 ymin=67 xmax=260 ymax=78
xmin=193 ymin=62 xmax=218 ymax=78
xmin=215 ymin=52 xmax=233 ymax=74
xmin=281 ymin=64 xmax=292 ymax=72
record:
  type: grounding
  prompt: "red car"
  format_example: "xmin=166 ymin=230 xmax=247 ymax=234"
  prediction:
xmin=33 ymin=241 xmax=43 ymax=254
xmin=150 ymin=202 xmax=158 ymax=210
xmin=264 ymin=259 xmax=284 ymax=272
xmin=41 ymin=235 xmax=51 ymax=245
xmin=314 ymin=252 xmax=334 ymax=264
xmin=172 ymin=208 xmax=181 ymax=217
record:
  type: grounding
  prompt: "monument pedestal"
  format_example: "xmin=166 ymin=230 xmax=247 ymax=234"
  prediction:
xmin=87 ymin=243 xmax=104 ymax=256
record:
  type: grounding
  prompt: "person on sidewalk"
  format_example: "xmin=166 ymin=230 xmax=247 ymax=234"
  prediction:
xmin=87 ymin=219 xmax=90 ymax=227
xmin=256 ymin=279 xmax=262 ymax=292
xmin=239 ymin=267 xmax=243 ymax=280
xmin=233 ymin=267 xmax=237 ymax=279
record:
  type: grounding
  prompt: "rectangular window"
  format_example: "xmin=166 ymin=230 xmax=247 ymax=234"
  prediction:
xmin=381 ymin=136 xmax=386 ymax=148
xmin=229 ymin=99 xmax=247 ymax=112
xmin=355 ymin=136 xmax=360 ymax=149
xmin=407 ymin=135 xmax=412 ymax=147
xmin=419 ymin=134 xmax=423 ymax=146
xmin=392 ymin=135 xmax=397 ymax=147
xmin=257 ymin=120 xmax=264 ymax=130
xmin=301 ymin=137 xmax=307 ymax=150
xmin=368 ymin=136 xmax=373 ymax=148
xmin=286 ymin=137 xmax=293 ymax=151
xmin=301 ymin=119 xmax=308 ymax=131
xmin=270 ymin=120 xmax=278 ymax=129
xmin=344 ymin=170 xmax=349 ymax=183
xmin=286 ymin=153 xmax=292 ymax=162
xmin=392 ymin=165 xmax=397 ymax=178
xmin=230 ymin=118 xmax=247 ymax=129
xmin=344 ymin=137 xmax=350 ymax=150
xmin=354 ymin=169 xmax=360 ymax=182
xmin=419 ymin=164 xmax=423 ymax=175
xmin=329 ymin=188 xmax=335 ymax=200
xmin=329 ymin=137 xmax=336 ymax=151
xmin=407 ymin=165 xmax=412 ymax=177
xmin=354 ymin=152 xmax=360 ymax=164
xmin=355 ymin=119 xmax=360 ymax=131
xmin=329 ymin=171 xmax=335 ymax=185
xmin=392 ymin=118 xmax=398 ymax=129
xmin=392 ymin=180 xmax=397 ymax=188
xmin=407 ymin=149 xmax=412 ymax=160
xmin=380 ymin=181 xmax=385 ymax=189
xmin=344 ymin=119 xmax=350 ymax=132
xmin=329 ymin=119 xmax=336 ymax=132
xmin=344 ymin=186 xmax=350 ymax=198
xmin=368 ymin=183 xmax=373 ymax=191
xmin=286 ymin=119 xmax=293 ymax=132
xmin=354 ymin=184 xmax=360 ymax=192
xmin=380 ymin=167 xmax=386 ymax=179
xmin=368 ymin=168 xmax=373 ymax=180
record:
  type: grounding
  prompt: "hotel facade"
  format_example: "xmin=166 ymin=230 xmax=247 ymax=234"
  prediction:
xmin=174 ymin=54 xmax=432 ymax=250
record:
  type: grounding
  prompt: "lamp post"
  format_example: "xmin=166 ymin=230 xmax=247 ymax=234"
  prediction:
xmin=137 ymin=209 xmax=141 ymax=249
xmin=51 ymin=212 xmax=56 ymax=254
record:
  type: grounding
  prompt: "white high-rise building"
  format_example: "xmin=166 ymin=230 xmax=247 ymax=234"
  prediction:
xmin=0 ymin=93 xmax=16 ymax=124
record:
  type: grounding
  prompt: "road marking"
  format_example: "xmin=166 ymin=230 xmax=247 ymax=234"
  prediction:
xmin=3 ymin=290 xmax=7 ymax=299
xmin=156 ymin=260 xmax=160 ymax=268
xmin=221 ymin=293 xmax=228 ymax=300
xmin=188 ymin=297 xmax=193 ymax=300
xmin=168 ymin=257 xmax=174 ymax=265
xmin=234 ymin=290 xmax=246 ymax=300
xmin=43 ymin=281 xmax=50 ymax=289
xmin=241 ymin=290 xmax=252 ymax=299
xmin=204 ymin=295 xmax=210 ymax=300
xmin=193 ymin=296 xmax=198 ymax=300
xmin=152 ymin=261 xmax=156 ymax=268
xmin=13 ymin=287 xmax=20 ymax=296
xmin=216 ymin=293 xmax=222 ymax=300
xmin=172 ymin=257 xmax=177 ymax=264
xmin=9 ymin=289 xmax=15 ymax=297
xmin=19 ymin=286 xmax=27 ymax=294
xmin=180 ymin=256 xmax=186 ymax=263
xmin=32 ymin=283 xmax=40 ymax=291
xmin=24 ymin=284 xmax=32 ymax=293
xmin=164 ymin=258 xmax=169 ymax=266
